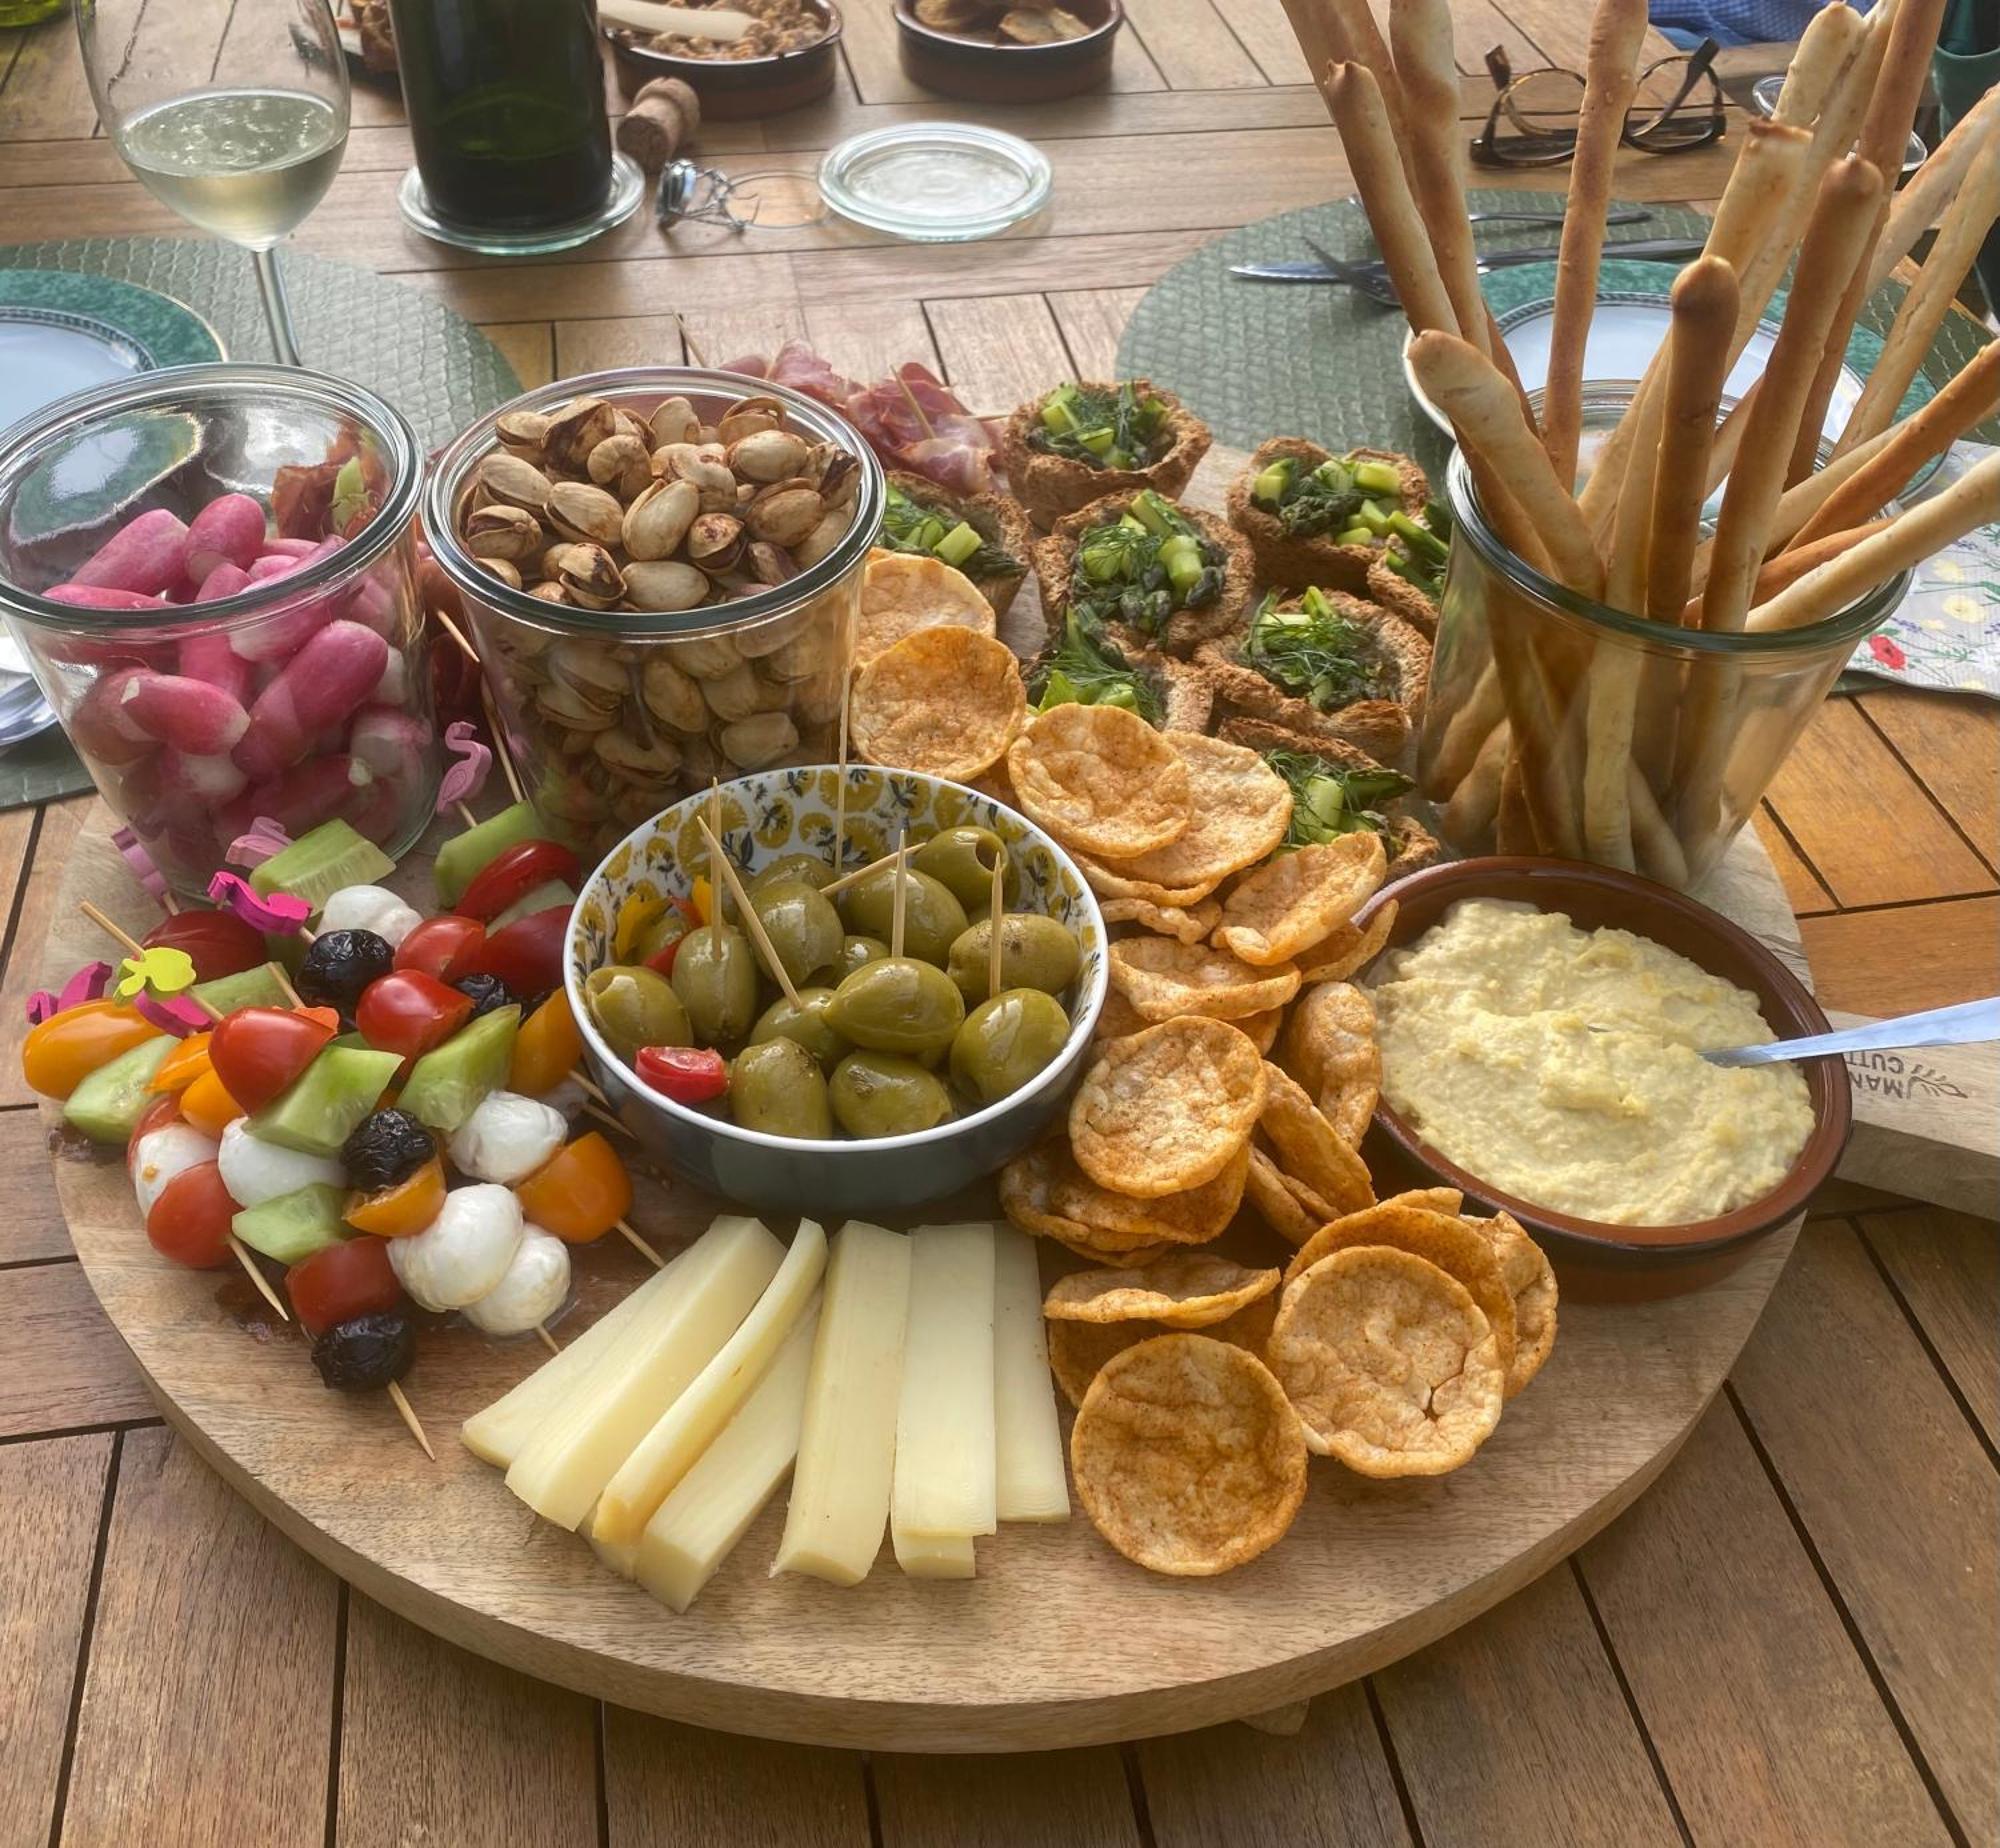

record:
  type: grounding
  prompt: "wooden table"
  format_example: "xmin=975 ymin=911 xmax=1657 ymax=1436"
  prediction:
xmin=2 ymin=8 xmax=1995 ymax=1843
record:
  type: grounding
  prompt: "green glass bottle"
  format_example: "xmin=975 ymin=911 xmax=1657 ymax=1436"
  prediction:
xmin=385 ymin=0 xmax=612 ymax=230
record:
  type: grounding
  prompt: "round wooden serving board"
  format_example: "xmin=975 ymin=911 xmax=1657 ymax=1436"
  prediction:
xmin=42 ymin=799 xmax=1810 ymax=1752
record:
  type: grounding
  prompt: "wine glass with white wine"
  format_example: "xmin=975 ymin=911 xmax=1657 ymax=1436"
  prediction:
xmin=77 ymin=0 xmax=351 ymax=366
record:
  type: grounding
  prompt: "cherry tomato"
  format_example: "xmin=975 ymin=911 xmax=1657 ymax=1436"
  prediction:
xmin=142 ymin=909 xmax=266 ymax=984
xmin=514 ymin=1132 xmax=631 ymax=1244
xmin=127 ymin=1093 xmax=183 ymax=1176
xmin=22 ymin=1002 xmax=162 ymax=1100
xmin=344 ymin=1157 xmax=445 ymax=1238
xmin=454 ymin=840 xmax=581 ymax=924
xmin=355 ymin=971 xmax=474 ymax=1073
xmin=147 ymin=1032 xmax=215 ymax=1096
xmin=208 ymin=1006 xmax=337 ymax=1114
xmin=146 ymin=1161 xmax=237 ymax=1269
xmin=393 ymin=914 xmax=485 ymax=985
xmin=635 ymin=1044 xmax=729 ymax=1105
xmin=466 ymin=905 xmax=568 ymax=1000
xmin=178 ymin=1067 xmax=245 ymax=1139
xmin=509 ymin=991 xmax=584 ymax=1096
xmin=287 ymin=1236 xmax=401 ymax=1338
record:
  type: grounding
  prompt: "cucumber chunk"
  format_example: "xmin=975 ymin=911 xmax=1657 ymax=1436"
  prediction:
xmin=433 ymin=802 xmax=547 ymax=907
xmin=250 ymin=1045 xmax=402 ymax=1157
xmin=63 ymin=1036 xmax=175 ymax=1145
xmin=189 ymin=964 xmax=292 ymax=1016
xmin=232 ymin=1183 xmax=349 ymax=1264
xmin=399 ymin=1005 xmax=521 ymax=1134
xmin=250 ymin=820 xmax=395 ymax=912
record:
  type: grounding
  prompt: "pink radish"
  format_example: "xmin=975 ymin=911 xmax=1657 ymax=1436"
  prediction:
xmin=369 ymin=650 xmax=410 ymax=707
xmin=233 ymin=620 xmax=389 ymax=780
xmin=222 ymin=755 xmax=373 ymax=838
xmin=348 ymin=772 xmax=408 ymax=846
xmin=189 ymin=561 xmax=253 ymax=608
xmin=349 ymin=704 xmax=431 ymax=781
xmin=69 ymin=509 xmax=190 ymax=595
xmin=69 ymin=666 xmax=159 ymax=766
xmin=120 ymin=669 xmax=252 ymax=756
xmin=159 ymin=747 xmax=248 ymax=806
xmin=182 ymin=494 xmax=266 ymax=585
xmin=232 ymin=538 xmax=345 ymax=663
xmin=178 ymin=631 xmax=253 ymax=705
xmin=259 ymin=536 xmax=320 ymax=559
xmin=246 ymin=554 xmax=305 ymax=583
xmin=42 ymin=584 xmax=172 ymax=612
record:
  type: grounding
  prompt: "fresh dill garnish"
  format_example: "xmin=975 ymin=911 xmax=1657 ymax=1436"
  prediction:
xmin=1029 ymin=612 xmax=1163 ymax=724
xmin=1264 ymin=749 xmax=1412 ymax=849
xmin=1241 ymin=587 xmax=1382 ymax=710
xmin=878 ymin=483 xmax=1019 ymax=579
xmin=1028 ymin=382 xmax=1170 ymax=471
xmin=1067 ymin=490 xmax=1224 ymax=639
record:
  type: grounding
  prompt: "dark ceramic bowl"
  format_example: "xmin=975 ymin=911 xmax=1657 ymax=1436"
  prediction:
xmin=606 ymin=1 xmax=842 ymax=120
xmin=566 ymin=766 xmax=1107 ymax=1219
xmin=1350 ymin=857 xmax=1851 ymax=1298
xmin=892 ymin=0 xmax=1121 ymax=102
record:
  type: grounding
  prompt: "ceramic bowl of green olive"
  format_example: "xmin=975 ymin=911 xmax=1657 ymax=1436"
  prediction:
xmin=566 ymin=764 xmax=1107 ymax=1216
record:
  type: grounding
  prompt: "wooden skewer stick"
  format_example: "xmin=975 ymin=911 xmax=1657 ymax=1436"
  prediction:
xmin=456 ymin=803 xmax=479 ymax=830
xmin=585 ymin=1100 xmax=636 ymax=1139
xmin=386 ymin=1380 xmax=436 ymax=1460
xmin=535 ymin=1324 xmax=561 ymax=1355
xmin=889 ymin=829 xmax=909 ymax=962
xmin=894 ymin=370 xmax=936 ymax=442
xmin=820 ymin=845 xmax=901 ymax=900
xmin=433 ymin=606 xmax=483 ymax=666
xmin=699 ymin=817 xmax=800 ymax=1008
xmin=160 ymin=891 xmax=181 ymax=914
xmin=677 ymin=315 xmax=709 ymax=370
xmin=483 ymin=682 xmax=528 ymax=807
xmin=987 ymin=849 xmax=1005 ymax=1000
xmin=831 ymin=644 xmax=852 ymax=873
xmin=615 ymin=1218 xmax=669 ymax=1269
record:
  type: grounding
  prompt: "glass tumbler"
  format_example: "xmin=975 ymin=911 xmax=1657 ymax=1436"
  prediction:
xmin=0 ymin=364 xmax=440 ymax=895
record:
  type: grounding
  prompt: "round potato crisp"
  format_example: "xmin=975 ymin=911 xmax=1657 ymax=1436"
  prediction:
xmin=1006 ymin=704 xmax=1192 ymax=858
xmin=1045 ymin=1296 xmax=1279 ymax=1409
xmin=1071 ymin=1334 xmax=1308 ymax=1575
xmin=1294 ymin=897 xmax=1399 ymax=985
xmin=1214 ymin=833 xmax=1387 ymax=968
xmin=856 ymin=549 xmax=996 ymax=667
xmin=1237 ymin=1006 xmax=1285 ymax=1055
xmin=1258 ymin=1062 xmax=1375 ymax=1219
xmin=1109 ymin=937 xmax=1302 ymax=1024
xmin=1467 ymin=1209 xmax=1558 ymax=1398
xmin=1244 ymin=1145 xmax=1320 ymax=1246
xmin=1070 ymin=1017 xmax=1267 ymax=1198
xmin=1270 ymin=1245 xmax=1505 ymax=1475
xmin=1002 ymin=1135 xmax=1247 ymax=1251
xmin=850 ymin=625 xmax=1026 ymax=782
xmin=1082 ymin=732 xmax=1292 ymax=892
xmin=1044 ymin=1252 xmax=1280 ymax=1328
xmin=1098 ymin=894 xmax=1222 ymax=944
xmin=1278 ymin=981 xmax=1382 ymax=1144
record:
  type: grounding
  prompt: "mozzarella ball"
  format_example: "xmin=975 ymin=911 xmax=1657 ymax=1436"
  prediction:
xmin=132 ymin=1125 xmax=220 ymax=1220
xmin=533 ymin=1074 xmax=590 ymax=1119
xmin=387 ymin=1183 xmax=523 ymax=1310
xmin=462 ymin=1225 xmax=572 ymax=1336
xmin=446 ymin=1090 xmax=568 ymax=1186
xmin=318 ymin=883 xmax=422 ymax=949
xmin=217 ymin=1117 xmax=345 ymax=1209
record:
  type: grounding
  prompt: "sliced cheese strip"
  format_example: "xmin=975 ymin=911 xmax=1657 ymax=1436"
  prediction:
xmin=587 ymin=1514 xmax=639 ymax=1582
xmin=591 ymin=1219 xmax=828 ymax=1546
xmin=772 ymin=1222 xmax=911 ymax=1587
xmin=635 ymin=1301 xmax=820 ymax=1614
xmin=460 ymin=1248 xmax=688 ymax=1469
xmin=992 ymin=1224 xmax=1070 ymax=1523
xmin=892 ymin=1528 xmax=976 ymax=1580
xmin=506 ymin=1215 xmax=785 ymax=1531
xmin=891 ymin=1222 xmax=997 ymax=1546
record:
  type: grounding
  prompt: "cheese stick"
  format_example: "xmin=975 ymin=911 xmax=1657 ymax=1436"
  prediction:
xmin=1388 ymin=0 xmax=1491 ymax=355
xmin=1541 ymin=0 xmax=1649 ymax=485
xmin=1325 ymin=63 xmax=1458 ymax=337
xmin=1748 ymin=454 xmax=2000 ymax=631
xmin=891 ymin=1222 xmax=998 ymax=1547
xmin=992 ymin=1225 xmax=1068 ymax=1523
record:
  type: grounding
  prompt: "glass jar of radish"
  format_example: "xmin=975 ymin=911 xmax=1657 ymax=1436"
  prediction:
xmin=0 ymin=363 xmax=441 ymax=895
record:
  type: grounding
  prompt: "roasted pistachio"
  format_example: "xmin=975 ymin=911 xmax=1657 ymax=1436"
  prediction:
xmin=557 ymin=543 xmax=626 ymax=609
xmin=720 ymin=711 xmax=799 ymax=769
xmin=728 ymin=428 xmax=811 ymax=483
xmin=747 ymin=541 xmax=798 ymax=586
xmin=623 ymin=477 xmax=700 ymax=562
xmin=545 ymin=396 xmax=618 ymax=470
xmin=640 ymin=655 xmax=707 ymax=730
xmin=717 ymin=395 xmax=784 ymax=444
xmin=686 ymin=511 xmax=747 ymax=576
xmin=746 ymin=481 xmax=824 ymax=548
xmin=544 ymin=480 xmax=627 ymax=547
xmin=622 ymin=559 xmax=710 ymax=612
xmin=648 ymin=396 xmax=699 ymax=448
xmin=475 ymin=452 xmax=555 ymax=512
xmin=480 ymin=557 xmax=525 ymax=590
xmin=464 ymin=503 xmax=544 ymax=563
xmin=587 ymin=432 xmax=653 ymax=500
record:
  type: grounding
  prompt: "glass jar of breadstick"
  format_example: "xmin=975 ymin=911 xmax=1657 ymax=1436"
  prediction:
xmin=1417 ymin=441 xmax=1908 ymax=889
xmin=423 ymin=368 xmax=882 ymax=860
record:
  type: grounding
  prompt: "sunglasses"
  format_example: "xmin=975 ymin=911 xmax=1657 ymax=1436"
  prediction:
xmin=1471 ymin=37 xmax=1726 ymax=169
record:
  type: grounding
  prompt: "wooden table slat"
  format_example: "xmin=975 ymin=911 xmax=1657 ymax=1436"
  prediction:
xmin=873 ymin=1747 xmax=1142 ymax=1848
xmin=925 ymin=291 xmax=1073 ymax=415
xmin=1121 ymin=0 xmax=1267 ymax=91
xmin=0 ymin=797 xmax=89 ymax=1111
xmin=1858 ymin=1205 xmax=2000 ymax=1452
xmin=0 ymin=1259 xmax=154 ymax=1438
xmin=0 ymin=14 xmax=98 ymax=141
xmin=1046 ymin=285 xmax=1152 ymax=382
xmin=1797 ymin=896 xmax=2000 ymax=1016
xmin=1857 ymin=687 xmax=2000 ymax=878
xmin=0 ymin=1107 xmax=69 ymax=1262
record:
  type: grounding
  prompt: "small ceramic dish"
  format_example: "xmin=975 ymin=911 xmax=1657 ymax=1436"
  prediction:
xmin=605 ymin=1 xmax=842 ymax=120
xmin=1349 ymin=857 xmax=1851 ymax=1297
xmin=567 ymin=764 xmax=1108 ymax=1218
xmin=892 ymin=0 xmax=1122 ymax=103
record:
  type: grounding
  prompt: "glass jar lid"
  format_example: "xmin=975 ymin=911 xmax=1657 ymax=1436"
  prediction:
xmin=817 ymin=124 xmax=1051 ymax=243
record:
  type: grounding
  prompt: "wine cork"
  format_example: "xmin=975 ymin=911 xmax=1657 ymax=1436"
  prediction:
xmin=618 ymin=76 xmax=701 ymax=175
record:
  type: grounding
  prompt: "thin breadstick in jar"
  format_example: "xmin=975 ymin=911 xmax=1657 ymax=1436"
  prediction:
xmin=1645 ymin=256 xmax=1739 ymax=624
xmin=1439 ymin=721 xmax=1510 ymax=849
xmin=1325 ymin=62 xmax=1459 ymax=336
xmin=1747 ymin=455 xmax=2000 ymax=632
xmin=1627 ymin=764 xmax=1689 ymax=889
xmin=1494 ymin=751 xmax=1537 ymax=855
xmin=1866 ymin=80 xmax=2000 ymax=293
xmin=1541 ymin=0 xmax=1649 ymax=486
xmin=1420 ymin=660 xmax=1507 ymax=800
xmin=1289 ymin=0 xmax=1408 ymax=141
xmin=1738 ymin=515 xmax=1897 ymax=610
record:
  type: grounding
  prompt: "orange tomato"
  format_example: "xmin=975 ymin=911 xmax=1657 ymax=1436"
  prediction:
xmin=344 ymin=1158 xmax=445 ymax=1237
xmin=22 ymin=1002 xmax=161 ymax=1100
xmin=148 ymin=1032 xmax=215 ymax=1096
xmin=509 ymin=991 xmax=584 ymax=1097
xmin=515 ymin=1132 xmax=630 ymax=1244
xmin=177 ymin=1067 xmax=245 ymax=1139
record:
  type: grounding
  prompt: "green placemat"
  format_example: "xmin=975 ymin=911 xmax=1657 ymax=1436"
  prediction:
xmin=0 ymin=235 xmax=525 ymax=810
xmin=1117 ymin=190 xmax=1999 ymax=473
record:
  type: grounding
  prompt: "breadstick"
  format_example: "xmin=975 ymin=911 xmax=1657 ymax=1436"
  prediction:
xmin=1627 ymin=763 xmax=1689 ymax=889
xmin=1388 ymin=0 xmax=1492 ymax=356
xmin=1700 ymin=157 xmax=1885 ymax=636
xmin=1494 ymin=751 xmax=1537 ymax=855
xmin=1325 ymin=63 xmax=1458 ymax=336
xmin=1748 ymin=454 xmax=2000 ymax=631
xmin=1733 ymin=516 xmax=1898 ymax=610
xmin=1409 ymin=331 xmax=1604 ymax=594
xmin=1646 ymin=257 xmax=1740 ymax=623
xmin=1791 ymin=342 xmax=2000 ymax=550
xmin=1868 ymin=81 xmax=2000 ymax=293
xmin=1420 ymin=661 xmax=1507 ymax=799
xmin=1540 ymin=0 xmax=1648 ymax=486
xmin=1439 ymin=720 xmax=1509 ymax=849
xmin=1287 ymin=0 xmax=1409 ymax=144
xmin=1838 ymin=153 xmax=2000 ymax=454
xmin=1785 ymin=0 xmax=1952 ymax=486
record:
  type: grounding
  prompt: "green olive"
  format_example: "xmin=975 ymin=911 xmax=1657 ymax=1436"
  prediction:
xmin=911 ymin=826 xmax=1013 ymax=912
xmin=583 ymin=965 xmax=691 ymax=1062
xmin=829 ymin=1050 xmax=955 ymax=1139
xmin=838 ymin=865 xmax=968 ymax=967
xmin=749 ymin=851 xmax=834 ymax=894
xmin=947 ymin=913 xmax=1084 ymax=1004
xmin=949 ymin=988 xmax=1072 ymax=1106
xmin=750 ymin=877 xmax=844 ymax=989
xmin=824 ymin=956 xmax=966 ymax=1057
xmin=669 ymin=923 xmax=760 ymax=1045
xmin=749 ymin=987 xmax=845 ymax=1067
xmin=730 ymin=1038 xmax=833 ymax=1139
xmin=823 ymin=934 xmax=887 ymax=983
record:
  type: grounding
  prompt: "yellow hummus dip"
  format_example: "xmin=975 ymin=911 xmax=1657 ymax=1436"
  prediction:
xmin=1365 ymin=899 xmax=1814 ymax=1225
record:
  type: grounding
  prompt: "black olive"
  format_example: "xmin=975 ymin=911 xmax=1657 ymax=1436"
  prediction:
xmin=341 ymin=1107 xmax=436 ymax=1193
xmin=454 ymin=972 xmax=517 ymax=1019
xmin=297 ymin=928 xmax=394 ymax=1015
xmin=311 ymin=1311 xmax=415 ymax=1392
